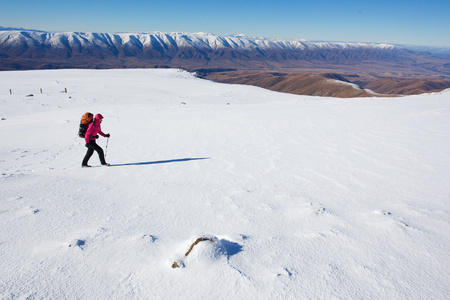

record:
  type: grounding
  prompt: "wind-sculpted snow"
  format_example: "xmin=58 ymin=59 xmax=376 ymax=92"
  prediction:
xmin=1 ymin=69 xmax=450 ymax=299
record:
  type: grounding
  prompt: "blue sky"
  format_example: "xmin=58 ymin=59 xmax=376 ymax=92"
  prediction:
xmin=1 ymin=0 xmax=449 ymax=47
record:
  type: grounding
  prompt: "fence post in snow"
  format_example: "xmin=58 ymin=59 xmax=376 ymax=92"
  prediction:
xmin=65 ymin=88 xmax=67 ymax=93
xmin=40 ymin=88 xmax=43 ymax=94
xmin=9 ymin=89 xmax=12 ymax=95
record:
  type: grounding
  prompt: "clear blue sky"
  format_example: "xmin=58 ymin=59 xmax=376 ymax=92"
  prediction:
xmin=1 ymin=0 xmax=449 ymax=47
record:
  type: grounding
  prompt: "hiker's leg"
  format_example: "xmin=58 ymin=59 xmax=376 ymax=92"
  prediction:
xmin=91 ymin=141 xmax=107 ymax=165
xmin=82 ymin=146 xmax=94 ymax=166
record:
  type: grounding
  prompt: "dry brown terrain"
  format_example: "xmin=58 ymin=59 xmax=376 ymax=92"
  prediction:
xmin=203 ymin=71 xmax=375 ymax=97
xmin=361 ymin=78 xmax=450 ymax=95
xmin=203 ymin=71 xmax=450 ymax=97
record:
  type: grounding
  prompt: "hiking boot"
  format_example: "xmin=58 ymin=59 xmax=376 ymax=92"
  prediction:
xmin=82 ymin=165 xmax=91 ymax=168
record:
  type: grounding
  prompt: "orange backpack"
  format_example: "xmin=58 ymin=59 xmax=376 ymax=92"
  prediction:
xmin=78 ymin=112 xmax=94 ymax=138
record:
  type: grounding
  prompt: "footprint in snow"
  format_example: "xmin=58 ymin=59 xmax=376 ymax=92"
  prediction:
xmin=7 ymin=196 xmax=23 ymax=202
xmin=277 ymin=267 xmax=297 ymax=278
xmin=141 ymin=234 xmax=157 ymax=243
xmin=374 ymin=209 xmax=391 ymax=216
xmin=66 ymin=227 xmax=107 ymax=249
xmin=303 ymin=202 xmax=329 ymax=216
xmin=125 ymin=234 xmax=157 ymax=244
xmin=373 ymin=210 xmax=418 ymax=231
xmin=13 ymin=206 xmax=40 ymax=219
xmin=68 ymin=239 xmax=86 ymax=249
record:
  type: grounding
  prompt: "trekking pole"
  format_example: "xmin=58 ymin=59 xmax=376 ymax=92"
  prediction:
xmin=105 ymin=137 xmax=109 ymax=158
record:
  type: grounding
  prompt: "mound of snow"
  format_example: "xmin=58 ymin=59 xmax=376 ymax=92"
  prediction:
xmin=170 ymin=236 xmax=243 ymax=269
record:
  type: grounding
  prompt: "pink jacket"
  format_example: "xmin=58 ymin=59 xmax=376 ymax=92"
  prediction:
xmin=85 ymin=114 xmax=106 ymax=143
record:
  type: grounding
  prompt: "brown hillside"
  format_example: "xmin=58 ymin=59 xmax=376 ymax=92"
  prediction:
xmin=204 ymin=71 xmax=450 ymax=97
xmin=205 ymin=71 xmax=378 ymax=98
xmin=363 ymin=78 xmax=450 ymax=95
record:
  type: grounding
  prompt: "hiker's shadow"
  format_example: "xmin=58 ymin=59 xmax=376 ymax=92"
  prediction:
xmin=110 ymin=157 xmax=209 ymax=167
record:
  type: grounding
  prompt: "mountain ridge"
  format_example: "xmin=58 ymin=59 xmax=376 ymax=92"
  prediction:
xmin=1 ymin=29 xmax=449 ymax=97
xmin=0 ymin=30 xmax=416 ymax=72
xmin=0 ymin=30 xmax=399 ymax=51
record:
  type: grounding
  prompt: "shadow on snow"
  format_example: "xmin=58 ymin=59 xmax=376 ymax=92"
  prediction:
xmin=110 ymin=157 xmax=210 ymax=167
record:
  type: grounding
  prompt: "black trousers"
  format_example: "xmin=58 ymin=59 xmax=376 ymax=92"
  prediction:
xmin=82 ymin=140 xmax=106 ymax=166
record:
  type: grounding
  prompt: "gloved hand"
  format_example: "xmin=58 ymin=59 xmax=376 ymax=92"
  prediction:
xmin=85 ymin=143 xmax=89 ymax=148
xmin=105 ymin=133 xmax=110 ymax=138
xmin=95 ymin=135 xmax=99 ymax=139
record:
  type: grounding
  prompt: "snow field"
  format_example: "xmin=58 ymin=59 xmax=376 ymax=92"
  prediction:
xmin=1 ymin=69 xmax=449 ymax=299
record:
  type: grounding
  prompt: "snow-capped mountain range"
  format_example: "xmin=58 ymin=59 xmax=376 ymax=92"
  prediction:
xmin=1 ymin=29 xmax=448 ymax=77
xmin=0 ymin=29 xmax=412 ymax=70
xmin=0 ymin=28 xmax=397 ymax=52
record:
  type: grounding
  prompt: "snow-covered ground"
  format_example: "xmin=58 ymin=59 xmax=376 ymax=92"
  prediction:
xmin=1 ymin=69 xmax=449 ymax=299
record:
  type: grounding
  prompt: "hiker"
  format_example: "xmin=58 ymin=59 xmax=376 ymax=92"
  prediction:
xmin=82 ymin=113 xmax=110 ymax=167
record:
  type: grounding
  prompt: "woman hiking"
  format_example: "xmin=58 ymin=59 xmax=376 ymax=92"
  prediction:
xmin=82 ymin=113 xmax=110 ymax=167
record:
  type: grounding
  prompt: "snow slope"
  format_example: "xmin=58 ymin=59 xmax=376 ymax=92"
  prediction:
xmin=1 ymin=69 xmax=449 ymax=299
